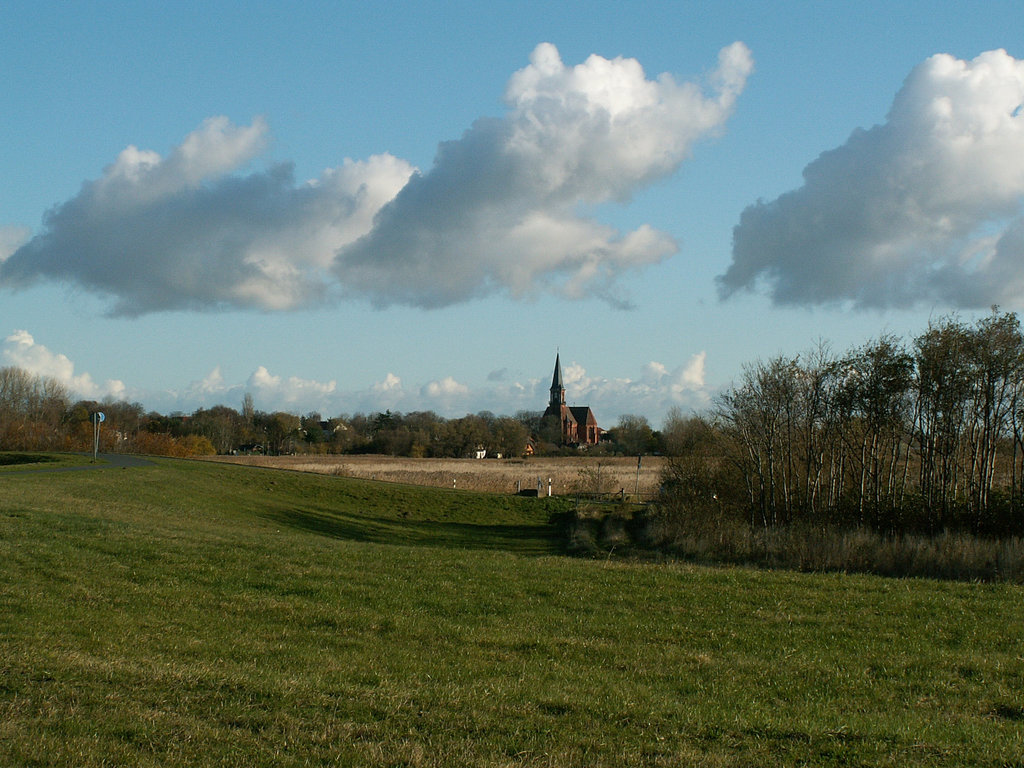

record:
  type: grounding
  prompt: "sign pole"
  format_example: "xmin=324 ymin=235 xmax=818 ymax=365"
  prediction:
xmin=92 ymin=412 xmax=105 ymax=460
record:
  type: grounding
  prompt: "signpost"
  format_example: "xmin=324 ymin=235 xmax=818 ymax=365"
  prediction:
xmin=92 ymin=412 xmax=105 ymax=460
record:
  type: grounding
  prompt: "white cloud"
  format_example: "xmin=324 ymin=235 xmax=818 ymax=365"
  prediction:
xmin=161 ymin=364 xmax=340 ymax=415
xmin=371 ymin=372 xmax=403 ymax=394
xmin=145 ymin=355 xmax=711 ymax=422
xmin=422 ymin=376 xmax=470 ymax=399
xmin=642 ymin=361 xmax=669 ymax=383
xmin=162 ymin=366 xmax=242 ymax=412
xmin=337 ymin=42 xmax=752 ymax=308
xmin=2 ymin=329 xmax=709 ymax=423
xmin=2 ymin=42 xmax=751 ymax=315
xmin=0 ymin=118 xmax=414 ymax=315
xmin=546 ymin=355 xmax=710 ymax=421
xmin=720 ymin=48 xmax=1024 ymax=309
xmin=195 ymin=366 xmax=227 ymax=394
xmin=246 ymin=365 xmax=336 ymax=409
xmin=2 ymin=330 xmax=125 ymax=400
xmin=670 ymin=352 xmax=707 ymax=398
xmin=97 ymin=116 xmax=269 ymax=207
xmin=347 ymin=372 xmax=406 ymax=414
xmin=0 ymin=226 xmax=29 ymax=263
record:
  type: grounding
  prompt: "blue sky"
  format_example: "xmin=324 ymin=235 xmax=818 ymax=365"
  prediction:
xmin=3 ymin=1 xmax=1024 ymax=426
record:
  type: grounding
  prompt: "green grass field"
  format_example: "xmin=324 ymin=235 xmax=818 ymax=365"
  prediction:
xmin=2 ymin=458 xmax=1023 ymax=766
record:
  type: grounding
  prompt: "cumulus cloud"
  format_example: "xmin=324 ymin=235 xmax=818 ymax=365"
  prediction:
xmin=422 ymin=376 xmax=470 ymax=399
xmin=354 ymin=372 xmax=405 ymax=413
xmin=720 ymin=48 xmax=1024 ymax=309
xmin=2 ymin=330 xmax=125 ymax=400
xmin=246 ymin=366 xmax=336 ymax=407
xmin=371 ymin=372 xmax=403 ymax=394
xmin=552 ymin=354 xmax=710 ymax=419
xmin=2 ymin=43 xmax=751 ymax=315
xmin=1 ymin=117 xmax=414 ymax=315
xmin=192 ymin=366 xmax=227 ymax=395
xmin=338 ymin=42 xmax=752 ymax=307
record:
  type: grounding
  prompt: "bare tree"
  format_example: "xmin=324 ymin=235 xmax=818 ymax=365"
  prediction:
xmin=962 ymin=310 xmax=1024 ymax=527
xmin=0 ymin=366 xmax=70 ymax=450
xmin=837 ymin=335 xmax=915 ymax=529
xmin=613 ymin=414 xmax=655 ymax=456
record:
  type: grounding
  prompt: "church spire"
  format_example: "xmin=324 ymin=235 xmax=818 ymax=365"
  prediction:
xmin=549 ymin=353 xmax=565 ymax=408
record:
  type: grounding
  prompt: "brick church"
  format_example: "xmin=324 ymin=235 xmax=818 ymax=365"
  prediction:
xmin=543 ymin=353 xmax=601 ymax=446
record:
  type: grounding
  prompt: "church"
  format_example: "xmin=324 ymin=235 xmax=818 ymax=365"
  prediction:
xmin=542 ymin=353 xmax=601 ymax=446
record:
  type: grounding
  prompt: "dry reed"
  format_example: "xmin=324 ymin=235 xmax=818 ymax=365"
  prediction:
xmin=641 ymin=515 xmax=1024 ymax=582
xmin=203 ymin=454 xmax=666 ymax=497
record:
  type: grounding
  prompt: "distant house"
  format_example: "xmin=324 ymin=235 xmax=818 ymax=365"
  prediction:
xmin=542 ymin=353 xmax=601 ymax=446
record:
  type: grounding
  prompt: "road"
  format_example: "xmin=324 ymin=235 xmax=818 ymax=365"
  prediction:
xmin=2 ymin=453 xmax=154 ymax=474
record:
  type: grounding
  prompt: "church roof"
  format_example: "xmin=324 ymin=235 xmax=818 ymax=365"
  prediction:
xmin=569 ymin=406 xmax=598 ymax=426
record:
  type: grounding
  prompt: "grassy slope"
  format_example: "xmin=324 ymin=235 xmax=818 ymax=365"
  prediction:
xmin=1 ymin=459 xmax=1023 ymax=767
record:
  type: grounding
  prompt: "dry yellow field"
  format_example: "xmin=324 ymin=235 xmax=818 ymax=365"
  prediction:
xmin=204 ymin=454 xmax=666 ymax=497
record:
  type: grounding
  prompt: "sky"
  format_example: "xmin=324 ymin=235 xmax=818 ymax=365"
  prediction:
xmin=3 ymin=1 xmax=1024 ymax=427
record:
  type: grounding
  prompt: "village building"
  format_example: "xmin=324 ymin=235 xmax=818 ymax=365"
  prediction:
xmin=542 ymin=353 xmax=601 ymax=446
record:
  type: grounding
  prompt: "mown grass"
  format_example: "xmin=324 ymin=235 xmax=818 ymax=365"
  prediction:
xmin=2 ymin=459 xmax=1023 ymax=766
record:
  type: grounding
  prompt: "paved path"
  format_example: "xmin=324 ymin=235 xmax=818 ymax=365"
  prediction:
xmin=2 ymin=453 xmax=154 ymax=474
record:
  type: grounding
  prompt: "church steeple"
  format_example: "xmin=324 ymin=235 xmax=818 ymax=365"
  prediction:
xmin=549 ymin=353 xmax=565 ymax=409
xmin=541 ymin=351 xmax=601 ymax=447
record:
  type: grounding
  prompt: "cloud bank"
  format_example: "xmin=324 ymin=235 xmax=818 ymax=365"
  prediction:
xmin=3 ymin=329 xmax=708 ymax=422
xmin=1 ymin=43 xmax=751 ymax=315
xmin=2 ymin=330 xmax=125 ymax=400
xmin=560 ymin=353 xmax=710 ymax=416
xmin=720 ymin=49 xmax=1024 ymax=309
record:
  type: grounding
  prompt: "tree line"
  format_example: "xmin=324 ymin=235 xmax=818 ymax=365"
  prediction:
xmin=14 ymin=307 xmax=1024 ymax=538
xmin=673 ymin=309 xmax=1024 ymax=536
xmin=0 ymin=372 xmax=681 ymax=459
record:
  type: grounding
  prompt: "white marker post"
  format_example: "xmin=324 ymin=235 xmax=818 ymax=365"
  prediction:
xmin=92 ymin=412 xmax=105 ymax=460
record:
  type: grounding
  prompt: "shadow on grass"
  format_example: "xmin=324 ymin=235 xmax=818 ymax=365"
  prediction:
xmin=0 ymin=453 xmax=60 ymax=467
xmin=0 ymin=452 xmax=153 ymax=473
xmin=261 ymin=505 xmax=568 ymax=556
